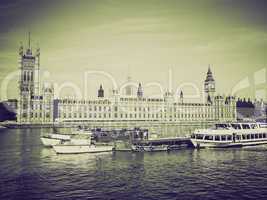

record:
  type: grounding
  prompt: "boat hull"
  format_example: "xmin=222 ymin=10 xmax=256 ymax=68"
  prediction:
xmin=190 ymin=139 xmax=267 ymax=148
xmin=53 ymin=145 xmax=114 ymax=154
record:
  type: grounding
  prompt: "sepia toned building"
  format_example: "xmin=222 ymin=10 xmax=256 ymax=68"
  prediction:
xmin=17 ymin=37 xmax=236 ymax=124
xmin=54 ymin=69 xmax=236 ymax=123
xmin=17 ymin=33 xmax=54 ymax=124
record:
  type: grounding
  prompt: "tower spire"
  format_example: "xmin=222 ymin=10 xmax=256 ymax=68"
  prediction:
xmin=28 ymin=31 xmax=31 ymax=49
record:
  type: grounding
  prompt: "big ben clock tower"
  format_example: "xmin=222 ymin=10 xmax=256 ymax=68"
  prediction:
xmin=204 ymin=66 xmax=215 ymax=104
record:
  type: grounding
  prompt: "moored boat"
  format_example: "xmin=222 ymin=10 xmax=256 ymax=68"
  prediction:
xmin=190 ymin=122 xmax=267 ymax=148
xmin=53 ymin=145 xmax=114 ymax=154
xmin=131 ymin=137 xmax=190 ymax=152
xmin=52 ymin=131 xmax=114 ymax=154
xmin=41 ymin=127 xmax=91 ymax=147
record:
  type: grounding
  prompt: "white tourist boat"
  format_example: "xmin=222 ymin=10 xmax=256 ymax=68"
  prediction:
xmin=52 ymin=131 xmax=114 ymax=154
xmin=190 ymin=122 xmax=267 ymax=148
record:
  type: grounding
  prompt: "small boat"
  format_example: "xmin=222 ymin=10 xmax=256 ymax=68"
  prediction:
xmin=53 ymin=144 xmax=114 ymax=154
xmin=190 ymin=122 xmax=267 ymax=148
xmin=52 ymin=131 xmax=114 ymax=154
xmin=41 ymin=133 xmax=71 ymax=147
xmin=41 ymin=127 xmax=91 ymax=147
xmin=131 ymin=137 xmax=190 ymax=152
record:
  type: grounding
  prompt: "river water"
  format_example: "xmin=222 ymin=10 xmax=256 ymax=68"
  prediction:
xmin=0 ymin=128 xmax=267 ymax=200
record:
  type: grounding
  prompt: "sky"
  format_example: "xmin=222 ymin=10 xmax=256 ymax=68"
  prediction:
xmin=0 ymin=0 xmax=266 ymax=101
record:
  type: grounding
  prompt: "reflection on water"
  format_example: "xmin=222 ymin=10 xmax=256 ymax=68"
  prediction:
xmin=0 ymin=128 xmax=267 ymax=200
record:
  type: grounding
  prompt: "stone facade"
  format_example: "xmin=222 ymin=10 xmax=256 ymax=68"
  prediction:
xmin=17 ymin=36 xmax=236 ymax=124
xmin=17 ymin=34 xmax=54 ymax=124
xmin=54 ymin=69 xmax=236 ymax=123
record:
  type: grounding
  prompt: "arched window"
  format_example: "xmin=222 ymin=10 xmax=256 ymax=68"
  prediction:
xmin=31 ymin=71 xmax=33 ymax=81
xmin=27 ymin=71 xmax=30 ymax=81
xmin=23 ymin=71 xmax=26 ymax=81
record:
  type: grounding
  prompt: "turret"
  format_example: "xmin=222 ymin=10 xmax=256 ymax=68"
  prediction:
xmin=42 ymin=83 xmax=54 ymax=123
xmin=137 ymin=83 xmax=143 ymax=98
xmin=98 ymin=84 xmax=104 ymax=98
xmin=180 ymin=90 xmax=184 ymax=104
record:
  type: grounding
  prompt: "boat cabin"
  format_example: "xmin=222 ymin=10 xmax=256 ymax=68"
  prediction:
xmin=191 ymin=122 xmax=267 ymax=142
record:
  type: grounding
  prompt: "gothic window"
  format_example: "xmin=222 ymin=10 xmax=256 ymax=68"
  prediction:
xmin=27 ymin=71 xmax=30 ymax=81
xmin=23 ymin=71 xmax=26 ymax=82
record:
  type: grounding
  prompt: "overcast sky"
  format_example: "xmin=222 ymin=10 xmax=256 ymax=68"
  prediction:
xmin=0 ymin=0 xmax=266 ymax=101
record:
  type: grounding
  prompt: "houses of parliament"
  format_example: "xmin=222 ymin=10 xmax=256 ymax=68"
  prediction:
xmin=17 ymin=36 xmax=236 ymax=125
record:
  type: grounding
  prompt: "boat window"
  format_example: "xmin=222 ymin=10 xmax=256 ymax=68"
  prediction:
xmin=255 ymin=134 xmax=259 ymax=139
xmin=247 ymin=134 xmax=250 ymax=140
xmin=241 ymin=124 xmax=250 ymax=129
xmin=196 ymin=134 xmax=204 ymax=139
xmin=236 ymin=135 xmax=241 ymax=140
xmin=215 ymin=135 xmax=220 ymax=141
xmin=259 ymin=124 xmax=267 ymax=128
xmin=251 ymin=134 xmax=255 ymax=139
xmin=191 ymin=134 xmax=195 ymax=139
xmin=259 ymin=134 xmax=263 ymax=139
xmin=250 ymin=124 xmax=258 ymax=129
xmin=221 ymin=135 xmax=226 ymax=141
xmin=242 ymin=135 xmax=246 ymax=140
xmin=231 ymin=124 xmax=241 ymax=129
xmin=204 ymin=135 xmax=213 ymax=140
xmin=227 ymin=135 xmax=232 ymax=140
xmin=216 ymin=124 xmax=228 ymax=129
xmin=263 ymin=133 xmax=266 ymax=138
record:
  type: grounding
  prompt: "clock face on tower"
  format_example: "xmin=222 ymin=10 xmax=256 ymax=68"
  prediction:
xmin=205 ymin=81 xmax=215 ymax=91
